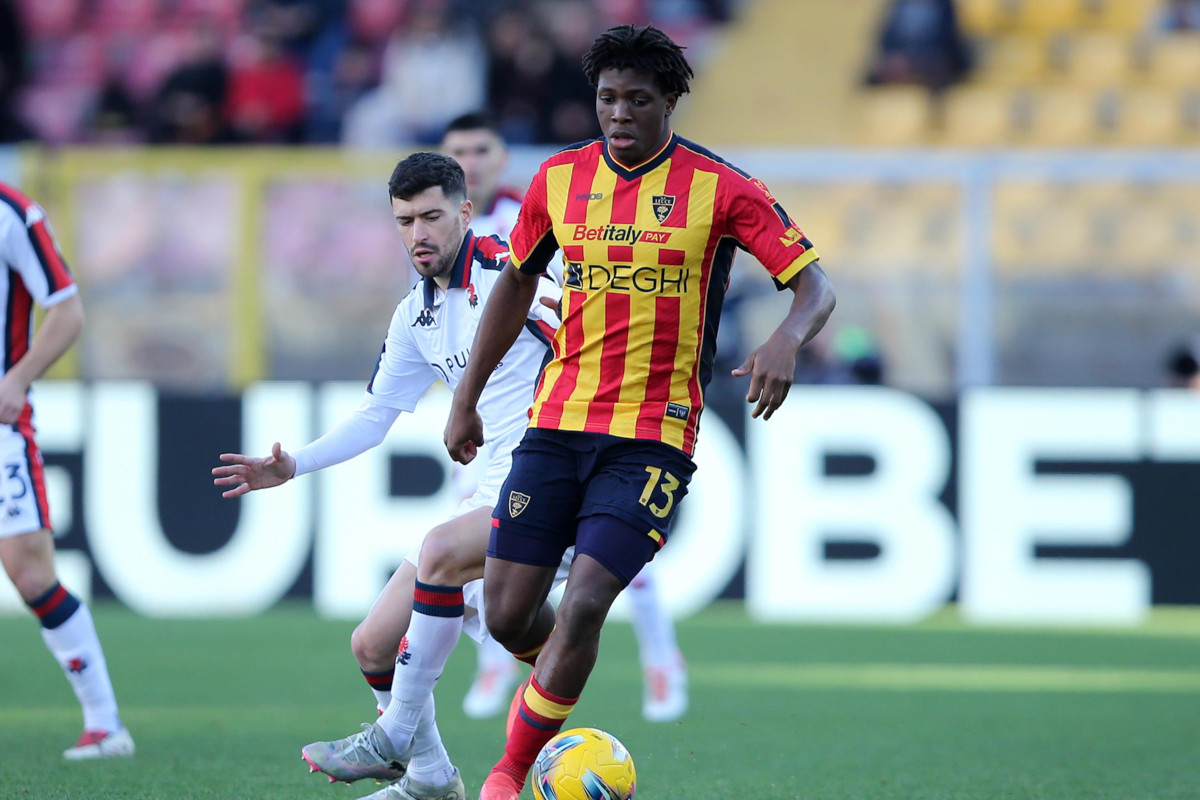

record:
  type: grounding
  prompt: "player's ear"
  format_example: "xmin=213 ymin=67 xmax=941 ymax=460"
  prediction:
xmin=664 ymin=93 xmax=679 ymax=117
xmin=461 ymin=198 xmax=473 ymax=225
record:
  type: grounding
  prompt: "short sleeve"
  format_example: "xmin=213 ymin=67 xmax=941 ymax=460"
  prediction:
xmin=363 ymin=303 xmax=438 ymax=411
xmin=723 ymin=174 xmax=820 ymax=290
xmin=508 ymin=165 xmax=559 ymax=276
xmin=2 ymin=200 xmax=77 ymax=307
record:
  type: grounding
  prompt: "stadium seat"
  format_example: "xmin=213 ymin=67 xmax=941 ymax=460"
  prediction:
xmin=976 ymin=36 xmax=1051 ymax=84
xmin=1108 ymin=88 xmax=1185 ymax=145
xmin=1143 ymin=35 xmax=1200 ymax=88
xmin=1012 ymin=0 xmax=1085 ymax=35
xmin=938 ymin=86 xmax=1015 ymax=146
xmin=1092 ymin=0 xmax=1159 ymax=33
xmin=958 ymin=0 xmax=1015 ymax=36
xmin=1062 ymin=33 xmax=1134 ymax=86
xmin=1021 ymin=87 xmax=1102 ymax=146
xmin=854 ymin=87 xmax=933 ymax=146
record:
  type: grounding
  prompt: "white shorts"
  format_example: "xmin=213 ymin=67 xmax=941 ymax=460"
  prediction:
xmin=449 ymin=423 xmax=524 ymax=517
xmin=0 ymin=423 xmax=51 ymax=540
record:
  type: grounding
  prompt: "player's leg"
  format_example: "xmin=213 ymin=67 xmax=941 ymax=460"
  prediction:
xmin=351 ymin=559 xmax=418 ymax=712
xmin=626 ymin=565 xmax=688 ymax=721
xmin=0 ymin=528 xmax=133 ymax=760
xmin=303 ymin=508 xmax=492 ymax=784
xmin=481 ymin=518 xmax=651 ymax=800
xmin=375 ymin=505 xmax=492 ymax=752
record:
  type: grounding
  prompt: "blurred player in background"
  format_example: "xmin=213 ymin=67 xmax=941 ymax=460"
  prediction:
xmin=441 ymin=111 xmax=689 ymax=723
xmin=444 ymin=25 xmax=834 ymax=800
xmin=0 ymin=182 xmax=134 ymax=760
xmin=1165 ymin=341 xmax=1200 ymax=391
xmin=214 ymin=153 xmax=561 ymax=800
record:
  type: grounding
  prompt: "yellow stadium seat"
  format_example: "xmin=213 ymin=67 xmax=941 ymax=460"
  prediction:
xmin=1144 ymin=35 xmax=1200 ymax=88
xmin=977 ymin=36 xmax=1052 ymax=84
xmin=958 ymin=0 xmax=1015 ymax=35
xmin=1108 ymin=88 xmax=1185 ymax=145
xmin=1013 ymin=0 xmax=1085 ymax=34
xmin=1021 ymin=87 xmax=1102 ymax=145
xmin=854 ymin=87 xmax=933 ymax=146
xmin=1093 ymin=0 xmax=1159 ymax=33
xmin=1062 ymin=33 xmax=1134 ymax=85
xmin=938 ymin=86 xmax=1015 ymax=146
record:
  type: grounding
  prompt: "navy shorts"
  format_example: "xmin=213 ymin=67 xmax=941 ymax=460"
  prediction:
xmin=489 ymin=428 xmax=696 ymax=584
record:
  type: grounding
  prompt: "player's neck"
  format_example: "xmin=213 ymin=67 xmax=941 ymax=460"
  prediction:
xmin=432 ymin=236 xmax=469 ymax=292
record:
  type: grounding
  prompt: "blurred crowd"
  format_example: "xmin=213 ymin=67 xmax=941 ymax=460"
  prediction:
xmin=0 ymin=0 xmax=736 ymax=147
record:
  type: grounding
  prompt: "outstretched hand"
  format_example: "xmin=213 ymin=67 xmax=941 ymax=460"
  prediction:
xmin=731 ymin=335 xmax=799 ymax=420
xmin=211 ymin=441 xmax=296 ymax=498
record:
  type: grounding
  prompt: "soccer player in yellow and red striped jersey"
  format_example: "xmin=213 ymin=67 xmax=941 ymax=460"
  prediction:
xmin=445 ymin=25 xmax=835 ymax=800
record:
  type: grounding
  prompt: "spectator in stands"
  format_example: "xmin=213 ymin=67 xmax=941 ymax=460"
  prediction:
xmin=148 ymin=25 xmax=230 ymax=144
xmin=484 ymin=5 xmax=555 ymax=144
xmin=225 ymin=31 xmax=306 ymax=143
xmin=865 ymin=0 xmax=971 ymax=92
xmin=539 ymin=0 xmax=603 ymax=144
xmin=341 ymin=0 xmax=485 ymax=146
xmin=1157 ymin=0 xmax=1200 ymax=31
xmin=0 ymin=0 xmax=31 ymax=142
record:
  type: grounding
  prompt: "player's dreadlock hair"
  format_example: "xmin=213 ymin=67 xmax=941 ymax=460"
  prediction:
xmin=582 ymin=24 xmax=694 ymax=97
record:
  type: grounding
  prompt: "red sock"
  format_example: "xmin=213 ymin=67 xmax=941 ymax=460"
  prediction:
xmin=493 ymin=673 xmax=577 ymax=783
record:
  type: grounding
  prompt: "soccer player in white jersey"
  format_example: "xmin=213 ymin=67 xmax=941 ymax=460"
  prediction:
xmin=213 ymin=153 xmax=560 ymax=800
xmin=0 ymin=182 xmax=134 ymax=760
xmin=443 ymin=112 xmax=689 ymax=723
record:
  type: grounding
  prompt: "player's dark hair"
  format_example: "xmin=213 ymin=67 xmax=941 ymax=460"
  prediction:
xmin=582 ymin=24 xmax=694 ymax=97
xmin=443 ymin=111 xmax=502 ymax=139
xmin=388 ymin=152 xmax=467 ymax=203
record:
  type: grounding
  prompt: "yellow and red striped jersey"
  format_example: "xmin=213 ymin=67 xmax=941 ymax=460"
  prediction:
xmin=508 ymin=133 xmax=819 ymax=455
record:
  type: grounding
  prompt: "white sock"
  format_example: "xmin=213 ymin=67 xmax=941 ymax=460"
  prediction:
xmin=41 ymin=603 xmax=121 ymax=732
xmin=406 ymin=696 xmax=457 ymax=786
xmin=476 ymin=634 xmax=515 ymax=674
xmin=627 ymin=568 xmax=679 ymax=669
xmin=378 ymin=582 xmax=464 ymax=751
xmin=361 ymin=668 xmax=393 ymax=713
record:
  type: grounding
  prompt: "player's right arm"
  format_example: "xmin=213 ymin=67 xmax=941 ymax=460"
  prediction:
xmin=444 ymin=263 xmax=541 ymax=464
xmin=214 ymin=299 xmax=432 ymax=497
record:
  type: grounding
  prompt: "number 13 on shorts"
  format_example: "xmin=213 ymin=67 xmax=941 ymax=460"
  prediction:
xmin=639 ymin=466 xmax=681 ymax=519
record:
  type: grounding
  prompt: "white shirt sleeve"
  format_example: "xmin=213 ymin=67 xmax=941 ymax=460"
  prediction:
xmin=366 ymin=300 xmax=439 ymax=411
xmin=292 ymin=400 xmax=402 ymax=477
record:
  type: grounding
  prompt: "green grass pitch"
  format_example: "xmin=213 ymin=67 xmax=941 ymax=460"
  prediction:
xmin=2 ymin=602 xmax=1199 ymax=799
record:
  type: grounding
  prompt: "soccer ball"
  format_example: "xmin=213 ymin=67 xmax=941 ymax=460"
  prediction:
xmin=531 ymin=727 xmax=636 ymax=800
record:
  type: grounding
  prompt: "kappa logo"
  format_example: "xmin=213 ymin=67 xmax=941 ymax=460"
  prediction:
xmin=508 ymin=491 xmax=531 ymax=517
xmin=412 ymin=308 xmax=436 ymax=327
xmin=652 ymin=194 xmax=675 ymax=224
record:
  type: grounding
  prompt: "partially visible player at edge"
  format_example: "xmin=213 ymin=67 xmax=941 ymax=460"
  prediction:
xmin=443 ymin=25 xmax=835 ymax=800
xmin=442 ymin=110 xmax=689 ymax=724
xmin=0 ymin=182 xmax=135 ymax=760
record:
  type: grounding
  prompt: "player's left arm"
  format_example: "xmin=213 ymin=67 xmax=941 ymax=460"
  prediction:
xmin=724 ymin=174 xmax=835 ymax=420
xmin=733 ymin=262 xmax=834 ymax=420
xmin=0 ymin=291 xmax=83 ymax=424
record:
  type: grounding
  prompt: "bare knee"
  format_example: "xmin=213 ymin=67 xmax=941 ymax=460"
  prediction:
xmin=416 ymin=530 xmax=471 ymax=586
xmin=0 ymin=531 xmax=57 ymax=603
xmin=485 ymin=602 xmax=536 ymax=648
xmin=555 ymin=595 xmax=609 ymax=647
xmin=350 ymin=621 xmax=396 ymax=672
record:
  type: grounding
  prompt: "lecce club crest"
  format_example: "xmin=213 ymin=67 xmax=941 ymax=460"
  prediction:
xmin=652 ymin=194 xmax=675 ymax=224
xmin=508 ymin=491 xmax=531 ymax=517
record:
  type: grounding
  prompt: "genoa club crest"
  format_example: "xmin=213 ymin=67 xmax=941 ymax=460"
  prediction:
xmin=652 ymin=194 xmax=675 ymax=224
xmin=508 ymin=491 xmax=531 ymax=517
